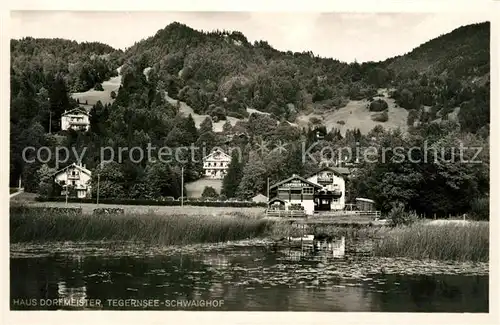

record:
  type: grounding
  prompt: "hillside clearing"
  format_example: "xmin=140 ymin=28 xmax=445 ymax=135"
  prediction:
xmin=185 ymin=178 xmax=223 ymax=198
xmin=71 ymin=66 xmax=122 ymax=110
xmin=296 ymin=91 xmax=409 ymax=136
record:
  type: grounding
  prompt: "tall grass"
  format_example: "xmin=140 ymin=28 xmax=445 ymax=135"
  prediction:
xmin=374 ymin=221 xmax=489 ymax=262
xmin=10 ymin=209 xmax=272 ymax=245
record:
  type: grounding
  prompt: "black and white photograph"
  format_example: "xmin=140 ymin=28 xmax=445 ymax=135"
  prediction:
xmin=5 ymin=5 xmax=497 ymax=322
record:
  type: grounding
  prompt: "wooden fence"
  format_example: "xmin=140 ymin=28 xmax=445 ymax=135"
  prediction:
xmin=265 ymin=210 xmax=307 ymax=218
xmin=265 ymin=209 xmax=381 ymax=219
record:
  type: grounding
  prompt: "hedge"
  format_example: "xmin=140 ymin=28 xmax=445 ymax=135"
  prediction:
xmin=35 ymin=196 xmax=268 ymax=208
xmin=93 ymin=208 xmax=125 ymax=215
xmin=10 ymin=206 xmax=83 ymax=215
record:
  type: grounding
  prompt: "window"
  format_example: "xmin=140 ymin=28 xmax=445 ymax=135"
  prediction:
xmin=333 ymin=198 xmax=339 ymax=203
xmin=303 ymin=187 xmax=314 ymax=194
xmin=72 ymin=181 xmax=76 ymax=185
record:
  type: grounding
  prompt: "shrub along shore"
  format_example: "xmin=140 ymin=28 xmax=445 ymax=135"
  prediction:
xmin=10 ymin=206 xmax=489 ymax=262
xmin=10 ymin=207 xmax=271 ymax=245
xmin=373 ymin=221 xmax=489 ymax=262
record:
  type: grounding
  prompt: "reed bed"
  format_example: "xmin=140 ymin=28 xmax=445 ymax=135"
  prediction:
xmin=374 ymin=221 xmax=489 ymax=262
xmin=10 ymin=209 xmax=272 ymax=245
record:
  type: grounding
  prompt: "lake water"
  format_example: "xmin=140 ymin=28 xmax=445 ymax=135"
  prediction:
xmin=10 ymin=240 xmax=488 ymax=312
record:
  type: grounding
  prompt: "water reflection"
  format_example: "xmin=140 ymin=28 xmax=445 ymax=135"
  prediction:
xmin=10 ymin=244 xmax=488 ymax=312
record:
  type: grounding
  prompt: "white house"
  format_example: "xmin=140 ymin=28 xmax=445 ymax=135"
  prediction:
xmin=251 ymin=194 xmax=268 ymax=203
xmin=202 ymin=149 xmax=231 ymax=179
xmin=53 ymin=163 xmax=92 ymax=198
xmin=306 ymin=166 xmax=346 ymax=210
xmin=61 ymin=108 xmax=90 ymax=131
xmin=268 ymin=174 xmax=323 ymax=215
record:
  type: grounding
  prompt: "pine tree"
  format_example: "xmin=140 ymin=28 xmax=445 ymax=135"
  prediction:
xmin=236 ymin=151 xmax=267 ymax=199
xmin=183 ymin=114 xmax=198 ymax=145
xmin=199 ymin=116 xmax=213 ymax=134
xmin=222 ymin=120 xmax=232 ymax=133
xmin=49 ymin=74 xmax=71 ymax=132
xmin=222 ymin=150 xmax=243 ymax=198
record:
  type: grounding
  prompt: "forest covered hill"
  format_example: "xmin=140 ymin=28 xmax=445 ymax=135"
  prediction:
xmin=120 ymin=21 xmax=489 ymax=133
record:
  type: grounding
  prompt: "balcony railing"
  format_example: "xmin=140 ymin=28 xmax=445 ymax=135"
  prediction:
xmin=69 ymin=121 xmax=88 ymax=126
xmin=317 ymin=176 xmax=333 ymax=183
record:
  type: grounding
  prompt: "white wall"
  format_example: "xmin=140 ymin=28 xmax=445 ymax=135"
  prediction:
xmin=307 ymin=172 xmax=346 ymax=210
xmin=285 ymin=199 xmax=315 ymax=215
xmin=54 ymin=166 xmax=92 ymax=196
xmin=61 ymin=113 xmax=90 ymax=131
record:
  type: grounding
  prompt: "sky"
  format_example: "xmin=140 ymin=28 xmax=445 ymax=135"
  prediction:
xmin=9 ymin=11 xmax=490 ymax=63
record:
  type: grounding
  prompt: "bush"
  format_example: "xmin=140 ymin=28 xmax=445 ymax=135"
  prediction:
xmin=309 ymin=117 xmax=322 ymax=125
xmin=93 ymin=208 xmax=124 ymax=215
xmin=369 ymin=99 xmax=389 ymax=112
xmin=202 ymin=186 xmax=218 ymax=198
xmin=374 ymin=221 xmax=489 ymax=262
xmin=470 ymin=197 xmax=489 ymax=220
xmin=387 ymin=203 xmax=417 ymax=227
xmin=208 ymin=106 xmax=226 ymax=121
xmin=94 ymin=83 xmax=104 ymax=91
xmin=407 ymin=109 xmax=420 ymax=126
xmin=336 ymin=120 xmax=346 ymax=125
xmin=110 ymin=90 xmax=117 ymax=99
xmin=371 ymin=111 xmax=389 ymax=122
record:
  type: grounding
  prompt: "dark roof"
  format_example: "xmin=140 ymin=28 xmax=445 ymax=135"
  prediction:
xmin=305 ymin=166 xmax=349 ymax=179
xmin=52 ymin=163 xmax=92 ymax=177
xmin=62 ymin=107 xmax=89 ymax=116
xmin=334 ymin=167 xmax=352 ymax=175
xmin=269 ymin=174 xmax=323 ymax=190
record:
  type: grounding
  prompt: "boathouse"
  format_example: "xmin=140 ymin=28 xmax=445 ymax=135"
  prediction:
xmin=355 ymin=198 xmax=376 ymax=211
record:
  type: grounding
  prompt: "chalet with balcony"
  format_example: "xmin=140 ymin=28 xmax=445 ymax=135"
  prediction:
xmin=53 ymin=163 xmax=92 ymax=198
xmin=268 ymin=174 xmax=322 ymax=215
xmin=306 ymin=166 xmax=346 ymax=211
xmin=202 ymin=149 xmax=231 ymax=179
xmin=61 ymin=108 xmax=90 ymax=131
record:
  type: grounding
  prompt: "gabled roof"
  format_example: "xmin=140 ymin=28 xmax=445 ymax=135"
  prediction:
xmin=62 ymin=108 xmax=89 ymax=116
xmin=202 ymin=149 xmax=231 ymax=161
xmin=268 ymin=197 xmax=286 ymax=204
xmin=52 ymin=163 xmax=92 ymax=177
xmin=305 ymin=166 xmax=349 ymax=179
xmin=269 ymin=174 xmax=323 ymax=190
